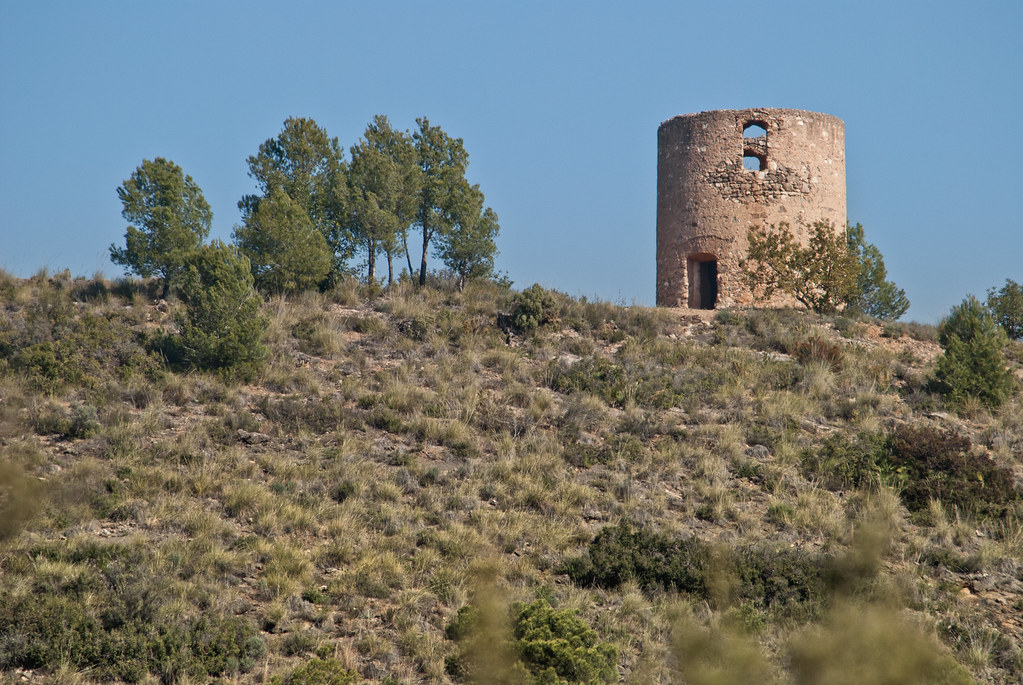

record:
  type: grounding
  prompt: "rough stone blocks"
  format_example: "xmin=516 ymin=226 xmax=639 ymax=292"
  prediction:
xmin=656 ymin=108 xmax=846 ymax=308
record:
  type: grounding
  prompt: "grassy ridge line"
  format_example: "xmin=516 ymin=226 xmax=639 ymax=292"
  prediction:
xmin=0 ymin=270 xmax=1021 ymax=683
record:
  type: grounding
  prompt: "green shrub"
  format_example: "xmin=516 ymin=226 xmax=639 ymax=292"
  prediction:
xmin=511 ymin=284 xmax=557 ymax=332
xmin=800 ymin=431 xmax=889 ymax=491
xmin=805 ymin=425 xmax=1018 ymax=516
xmin=732 ymin=546 xmax=829 ymax=619
xmin=561 ymin=520 xmax=708 ymax=595
xmin=883 ymin=424 xmax=1017 ymax=516
xmin=445 ymin=604 xmax=480 ymax=642
xmin=551 ymin=357 xmax=633 ymax=408
xmin=931 ymin=296 xmax=1016 ymax=409
xmin=513 ymin=599 xmax=618 ymax=684
xmin=445 ymin=599 xmax=617 ymax=685
xmin=280 ymin=629 xmax=317 ymax=656
xmin=330 ymin=480 xmax=358 ymax=503
xmin=5 ymin=306 xmax=161 ymax=392
xmin=33 ymin=402 xmax=101 ymax=439
xmin=397 ymin=315 xmax=432 ymax=341
xmin=163 ymin=241 xmax=269 ymax=377
xmin=565 ymin=523 xmax=831 ymax=620
xmin=0 ymin=591 xmax=265 ymax=682
xmin=274 ymin=657 xmax=358 ymax=685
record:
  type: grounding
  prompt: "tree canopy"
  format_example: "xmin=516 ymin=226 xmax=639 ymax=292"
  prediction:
xmin=434 ymin=181 xmax=500 ymax=288
xmin=347 ymin=115 xmax=419 ymax=285
xmin=740 ymin=220 xmax=859 ymax=313
xmin=240 ymin=117 xmax=350 ymax=280
xmin=413 ymin=117 xmax=471 ymax=286
xmin=109 ymin=157 xmax=211 ymax=296
xmin=844 ymin=223 xmax=909 ymax=320
xmin=233 ymin=115 xmax=499 ymax=290
xmin=233 ymin=187 xmax=333 ymax=295
xmin=987 ymin=278 xmax=1023 ymax=340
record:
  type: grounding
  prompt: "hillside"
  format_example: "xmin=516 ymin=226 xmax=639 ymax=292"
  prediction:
xmin=1 ymin=271 xmax=1022 ymax=684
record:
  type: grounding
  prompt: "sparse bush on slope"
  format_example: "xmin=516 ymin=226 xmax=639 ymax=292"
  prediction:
xmin=561 ymin=520 xmax=708 ymax=595
xmin=802 ymin=425 xmax=1019 ymax=517
xmin=562 ymin=521 xmax=830 ymax=619
xmin=883 ymin=424 xmax=1018 ymax=517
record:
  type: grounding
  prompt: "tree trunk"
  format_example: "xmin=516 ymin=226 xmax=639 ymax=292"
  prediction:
xmin=419 ymin=226 xmax=429 ymax=286
xmin=403 ymin=235 xmax=414 ymax=278
xmin=386 ymin=251 xmax=394 ymax=285
xmin=367 ymin=239 xmax=376 ymax=285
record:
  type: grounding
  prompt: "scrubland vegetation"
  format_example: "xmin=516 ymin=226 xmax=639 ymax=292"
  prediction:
xmin=2 ymin=269 xmax=1023 ymax=683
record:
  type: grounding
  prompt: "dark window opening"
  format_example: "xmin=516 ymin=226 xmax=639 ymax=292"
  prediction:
xmin=743 ymin=123 xmax=767 ymax=138
xmin=743 ymin=154 xmax=764 ymax=171
xmin=688 ymin=255 xmax=718 ymax=309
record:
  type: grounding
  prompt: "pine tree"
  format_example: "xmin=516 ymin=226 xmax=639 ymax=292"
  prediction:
xmin=347 ymin=116 xmax=419 ymax=285
xmin=987 ymin=278 xmax=1023 ymax=340
xmin=233 ymin=187 xmax=332 ymax=295
xmin=173 ymin=242 xmax=268 ymax=377
xmin=110 ymin=158 xmax=211 ymax=297
xmin=434 ymin=182 xmax=500 ymax=289
xmin=932 ymin=296 xmax=1016 ymax=408
xmin=844 ymin=223 xmax=909 ymax=320
xmin=240 ymin=118 xmax=350 ymax=279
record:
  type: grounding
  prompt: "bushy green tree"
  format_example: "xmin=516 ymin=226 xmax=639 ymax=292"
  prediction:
xmin=241 ymin=118 xmax=350 ymax=279
xmin=931 ymin=296 xmax=1016 ymax=408
xmin=987 ymin=278 xmax=1023 ymax=340
xmin=740 ymin=220 xmax=858 ymax=313
xmin=844 ymin=223 xmax=909 ymax=320
xmin=347 ymin=115 xmax=419 ymax=285
xmin=171 ymin=242 xmax=268 ymax=376
xmin=435 ymin=181 xmax=500 ymax=288
xmin=110 ymin=157 xmax=212 ymax=296
xmin=412 ymin=117 xmax=471 ymax=286
xmin=233 ymin=187 xmax=333 ymax=294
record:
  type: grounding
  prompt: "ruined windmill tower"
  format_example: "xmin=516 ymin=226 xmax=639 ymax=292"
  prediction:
xmin=656 ymin=108 xmax=846 ymax=309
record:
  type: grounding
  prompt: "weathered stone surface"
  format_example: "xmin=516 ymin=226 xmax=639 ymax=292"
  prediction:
xmin=656 ymin=108 xmax=847 ymax=309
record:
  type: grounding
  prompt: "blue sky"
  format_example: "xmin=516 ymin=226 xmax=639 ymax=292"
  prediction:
xmin=2 ymin=1 xmax=1020 ymax=322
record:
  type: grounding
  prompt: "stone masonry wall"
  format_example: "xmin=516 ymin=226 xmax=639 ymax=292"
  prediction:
xmin=656 ymin=108 xmax=846 ymax=308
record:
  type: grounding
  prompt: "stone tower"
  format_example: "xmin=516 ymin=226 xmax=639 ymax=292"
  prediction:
xmin=656 ymin=108 xmax=846 ymax=308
